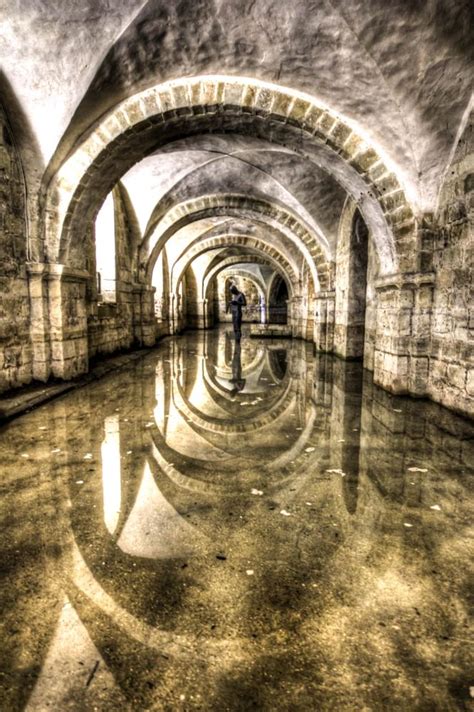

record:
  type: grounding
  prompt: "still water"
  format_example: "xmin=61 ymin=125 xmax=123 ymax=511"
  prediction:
xmin=0 ymin=329 xmax=472 ymax=711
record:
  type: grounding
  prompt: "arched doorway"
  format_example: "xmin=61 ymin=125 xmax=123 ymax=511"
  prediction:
xmin=268 ymin=274 xmax=289 ymax=325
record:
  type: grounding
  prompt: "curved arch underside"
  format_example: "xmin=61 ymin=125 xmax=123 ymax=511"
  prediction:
xmin=0 ymin=6 xmax=470 ymax=418
xmin=45 ymin=76 xmax=421 ymax=277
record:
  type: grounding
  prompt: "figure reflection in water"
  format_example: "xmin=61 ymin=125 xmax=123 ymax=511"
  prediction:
xmin=227 ymin=284 xmax=246 ymax=341
xmin=228 ymin=341 xmax=246 ymax=398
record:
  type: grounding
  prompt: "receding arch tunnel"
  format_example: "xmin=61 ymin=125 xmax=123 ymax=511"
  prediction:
xmin=0 ymin=4 xmax=472 ymax=710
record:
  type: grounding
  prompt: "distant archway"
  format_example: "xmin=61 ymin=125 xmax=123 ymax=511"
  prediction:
xmin=268 ymin=273 xmax=289 ymax=325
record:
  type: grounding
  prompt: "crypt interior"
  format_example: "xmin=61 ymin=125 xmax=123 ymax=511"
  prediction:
xmin=0 ymin=1 xmax=473 ymax=710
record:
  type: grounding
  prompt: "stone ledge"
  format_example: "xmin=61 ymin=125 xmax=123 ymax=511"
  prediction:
xmin=0 ymin=343 xmax=170 ymax=425
xmin=249 ymin=324 xmax=292 ymax=338
xmin=374 ymin=272 xmax=436 ymax=291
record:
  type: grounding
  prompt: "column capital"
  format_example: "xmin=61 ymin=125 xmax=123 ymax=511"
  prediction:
xmin=314 ymin=290 xmax=336 ymax=300
xmin=374 ymin=271 xmax=435 ymax=291
xmin=26 ymin=262 xmax=90 ymax=282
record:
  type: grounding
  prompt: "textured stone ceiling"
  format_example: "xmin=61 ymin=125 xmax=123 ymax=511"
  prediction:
xmin=158 ymin=217 xmax=304 ymax=282
xmin=121 ymin=135 xmax=347 ymax=253
xmin=0 ymin=0 xmax=147 ymax=163
xmin=1 ymin=0 xmax=472 ymax=211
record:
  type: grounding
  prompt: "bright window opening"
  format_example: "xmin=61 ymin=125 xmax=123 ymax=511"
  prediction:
xmin=95 ymin=191 xmax=116 ymax=303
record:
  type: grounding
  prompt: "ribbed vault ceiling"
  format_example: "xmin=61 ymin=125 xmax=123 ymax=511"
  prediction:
xmin=1 ymin=0 xmax=472 ymax=210
xmin=121 ymin=135 xmax=347 ymax=254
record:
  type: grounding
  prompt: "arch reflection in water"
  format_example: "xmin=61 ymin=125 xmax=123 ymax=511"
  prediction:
xmin=1 ymin=328 xmax=471 ymax=711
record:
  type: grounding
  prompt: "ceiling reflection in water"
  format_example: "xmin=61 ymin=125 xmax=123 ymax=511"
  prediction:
xmin=1 ymin=328 xmax=473 ymax=711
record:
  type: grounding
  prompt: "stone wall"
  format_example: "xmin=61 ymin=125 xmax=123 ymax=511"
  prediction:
xmin=430 ymin=113 xmax=473 ymax=416
xmin=0 ymin=103 xmax=32 ymax=392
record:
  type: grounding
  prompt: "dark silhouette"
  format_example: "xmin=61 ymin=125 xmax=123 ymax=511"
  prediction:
xmin=228 ymin=340 xmax=246 ymax=397
xmin=227 ymin=284 xmax=246 ymax=340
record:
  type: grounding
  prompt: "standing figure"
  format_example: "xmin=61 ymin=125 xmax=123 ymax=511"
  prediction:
xmin=227 ymin=284 xmax=247 ymax=340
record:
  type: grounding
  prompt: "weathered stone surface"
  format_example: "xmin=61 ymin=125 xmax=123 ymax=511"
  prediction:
xmin=0 ymin=3 xmax=471 ymax=422
xmin=428 ymin=111 xmax=473 ymax=415
xmin=0 ymin=104 xmax=32 ymax=391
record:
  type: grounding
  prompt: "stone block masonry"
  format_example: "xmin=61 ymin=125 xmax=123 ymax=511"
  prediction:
xmin=429 ymin=112 xmax=473 ymax=416
xmin=0 ymin=104 xmax=32 ymax=392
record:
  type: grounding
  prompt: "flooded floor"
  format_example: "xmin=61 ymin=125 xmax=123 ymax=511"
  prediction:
xmin=1 ymin=329 xmax=473 ymax=711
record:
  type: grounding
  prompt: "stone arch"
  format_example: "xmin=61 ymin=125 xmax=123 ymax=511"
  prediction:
xmin=165 ymin=233 xmax=299 ymax=332
xmin=267 ymin=272 xmax=290 ymax=325
xmin=170 ymin=221 xmax=302 ymax=284
xmin=172 ymin=369 xmax=296 ymax=435
xmin=145 ymin=195 xmax=329 ymax=290
xmin=45 ymin=76 xmax=417 ymax=277
xmin=140 ymin=164 xmax=331 ymax=258
xmin=170 ymin=234 xmax=299 ymax=295
xmin=334 ymin=198 xmax=372 ymax=361
xmin=203 ymin=255 xmax=293 ymax=329
xmin=218 ymin=269 xmax=265 ymax=324
xmin=220 ymin=268 xmax=266 ymax=295
xmin=203 ymin=255 xmax=293 ymax=302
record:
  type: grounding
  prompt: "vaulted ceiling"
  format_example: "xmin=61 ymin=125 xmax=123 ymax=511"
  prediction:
xmin=2 ymin=0 xmax=472 ymax=210
xmin=1 ymin=0 xmax=472 ymax=290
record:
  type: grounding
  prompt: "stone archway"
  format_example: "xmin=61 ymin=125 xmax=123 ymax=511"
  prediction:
xmin=37 ymin=76 xmax=424 ymax=394
xmin=268 ymin=273 xmax=289 ymax=325
xmin=144 ymin=194 xmax=330 ymax=292
xmin=166 ymin=235 xmax=299 ymax=333
xmin=44 ymin=76 xmax=415 ymax=277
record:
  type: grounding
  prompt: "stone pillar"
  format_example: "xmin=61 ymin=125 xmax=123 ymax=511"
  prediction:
xmin=27 ymin=263 xmax=89 ymax=381
xmin=168 ymin=293 xmax=177 ymax=334
xmin=304 ymin=297 xmax=314 ymax=341
xmin=154 ymin=293 xmax=170 ymax=338
xmin=313 ymin=291 xmax=335 ymax=352
xmin=132 ymin=284 xmax=156 ymax=346
xmin=190 ymin=298 xmax=207 ymax=329
xmin=169 ymin=292 xmax=185 ymax=333
xmin=373 ymin=273 xmax=435 ymax=396
xmin=26 ymin=263 xmax=51 ymax=382
xmin=288 ymin=296 xmax=304 ymax=338
xmin=47 ymin=265 xmax=89 ymax=380
xmin=333 ymin=210 xmax=369 ymax=359
xmin=201 ymin=299 xmax=214 ymax=329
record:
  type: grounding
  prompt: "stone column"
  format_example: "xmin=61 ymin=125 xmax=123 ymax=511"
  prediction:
xmin=132 ymin=284 xmax=156 ymax=346
xmin=45 ymin=264 xmax=89 ymax=380
xmin=313 ymin=291 xmax=335 ymax=352
xmin=288 ymin=296 xmax=303 ymax=338
xmin=154 ymin=293 xmax=170 ymax=338
xmin=169 ymin=292 xmax=186 ymax=333
xmin=190 ymin=298 xmax=207 ymax=329
xmin=168 ymin=293 xmax=177 ymax=334
xmin=201 ymin=299 xmax=214 ymax=329
xmin=27 ymin=263 xmax=89 ymax=381
xmin=27 ymin=263 xmax=51 ymax=382
xmin=373 ymin=272 xmax=435 ymax=395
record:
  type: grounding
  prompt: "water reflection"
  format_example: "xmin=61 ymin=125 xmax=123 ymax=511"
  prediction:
xmin=1 ymin=328 xmax=473 ymax=711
